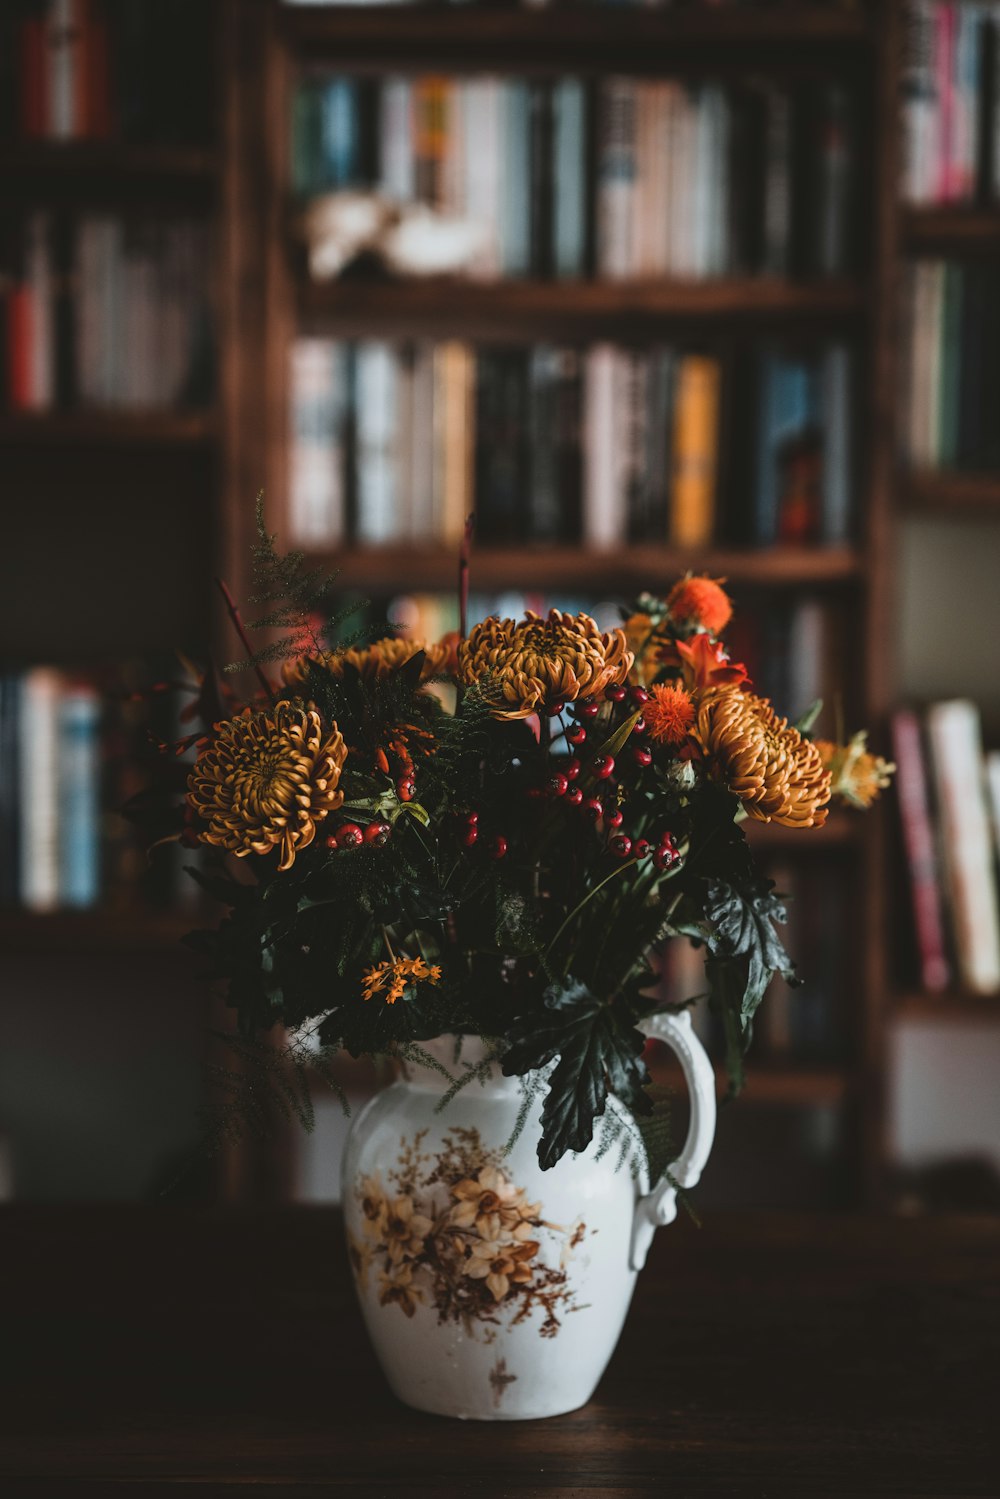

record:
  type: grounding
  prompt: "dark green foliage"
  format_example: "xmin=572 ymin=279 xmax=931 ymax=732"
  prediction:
xmin=502 ymin=978 xmax=652 ymax=1170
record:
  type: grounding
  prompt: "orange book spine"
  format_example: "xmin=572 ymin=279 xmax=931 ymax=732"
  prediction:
xmin=669 ymin=356 xmax=720 ymax=548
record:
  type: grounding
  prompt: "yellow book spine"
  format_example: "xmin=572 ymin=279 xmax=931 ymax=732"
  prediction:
xmin=669 ymin=356 xmax=720 ymax=549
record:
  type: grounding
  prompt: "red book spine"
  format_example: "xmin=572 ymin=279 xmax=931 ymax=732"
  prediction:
xmin=82 ymin=0 xmax=112 ymax=140
xmin=892 ymin=708 xmax=951 ymax=994
xmin=7 ymin=284 xmax=33 ymax=411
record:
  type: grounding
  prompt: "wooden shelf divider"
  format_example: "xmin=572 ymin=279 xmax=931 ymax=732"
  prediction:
xmin=893 ymin=992 xmax=1000 ymax=1024
xmin=299 ymin=276 xmax=866 ymax=341
xmin=902 ymin=207 xmax=1000 ymax=254
xmin=902 ymin=469 xmax=1000 ymax=515
xmin=0 ymin=410 xmax=217 ymax=449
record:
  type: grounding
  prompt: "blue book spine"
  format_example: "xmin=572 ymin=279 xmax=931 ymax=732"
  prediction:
xmin=553 ymin=79 xmax=586 ymax=279
xmin=502 ymin=81 xmax=531 ymax=278
xmin=324 ymin=78 xmax=359 ymax=189
xmin=58 ymin=687 xmax=101 ymax=909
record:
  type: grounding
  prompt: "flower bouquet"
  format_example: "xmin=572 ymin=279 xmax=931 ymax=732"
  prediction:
xmin=140 ymin=509 xmax=891 ymax=1417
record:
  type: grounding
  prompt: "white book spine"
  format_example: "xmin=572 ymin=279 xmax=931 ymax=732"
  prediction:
xmin=583 ymin=345 xmax=627 ymax=549
xmin=463 ymin=79 xmax=502 ymax=281
xmin=48 ymin=0 xmax=78 ymax=140
xmin=355 ymin=341 xmax=399 ymax=546
xmin=927 ymin=700 xmax=1000 ymax=995
xmin=409 ymin=342 xmax=436 ymax=542
xmin=902 ymin=0 xmax=936 ymax=203
xmin=288 ymin=338 xmax=347 ymax=547
xmin=18 ymin=669 xmax=63 ymax=912
xmin=379 ymin=78 xmax=414 ymax=203
xmin=597 ymin=78 xmax=636 ymax=280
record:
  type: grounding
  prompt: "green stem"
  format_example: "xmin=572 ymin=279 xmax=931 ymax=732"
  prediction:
xmin=544 ymin=857 xmax=638 ymax=966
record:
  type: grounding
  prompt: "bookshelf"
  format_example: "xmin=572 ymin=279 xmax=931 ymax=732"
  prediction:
xmin=208 ymin=0 xmax=898 ymax=1210
xmin=11 ymin=1 xmax=987 ymax=1209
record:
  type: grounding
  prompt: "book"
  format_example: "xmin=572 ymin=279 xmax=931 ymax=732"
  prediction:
xmin=582 ymin=344 xmax=627 ymax=550
xmin=597 ymin=78 xmax=637 ymax=280
xmin=435 ymin=341 xmax=475 ymax=548
xmin=58 ymin=683 xmax=101 ymax=909
xmin=820 ymin=344 xmax=853 ymax=545
xmin=925 ymin=699 xmax=1000 ymax=995
xmin=501 ymin=81 xmax=531 ymax=278
xmin=893 ymin=708 xmax=951 ymax=994
xmin=288 ymin=338 xmax=348 ymax=547
xmin=552 ymin=79 xmax=586 ymax=280
xmin=17 ymin=668 xmax=63 ymax=913
xmin=669 ymin=356 xmax=721 ymax=549
xmin=354 ymin=341 xmax=400 ymax=546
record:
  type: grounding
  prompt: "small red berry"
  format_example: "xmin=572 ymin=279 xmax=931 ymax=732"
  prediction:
xmin=364 ymin=820 xmax=391 ymax=847
xmin=565 ymin=787 xmax=583 ymax=806
xmin=462 ymin=827 xmax=479 ymax=849
xmin=577 ymin=701 xmax=601 ymax=720
xmin=565 ymin=758 xmax=582 ymax=782
xmin=629 ymin=687 xmax=649 ymax=706
xmin=608 ymin=832 xmax=633 ymax=858
xmin=592 ymin=754 xmax=615 ymax=779
xmin=547 ymin=772 xmax=569 ymax=798
xmin=335 ymin=822 xmax=363 ymax=849
xmin=633 ymin=839 xmax=652 ymax=860
xmin=489 ymin=835 xmax=508 ymax=860
xmin=582 ymin=797 xmax=604 ymax=821
xmin=549 ymin=699 xmax=565 ymax=716
xmin=632 ymin=747 xmax=652 ymax=768
xmin=632 ymin=715 xmax=646 ymax=735
xmin=567 ymin=724 xmax=587 ymax=747
xmin=397 ymin=779 xmax=415 ymax=802
xmin=606 ymin=808 xmax=624 ymax=829
xmin=658 ymin=831 xmax=678 ymax=854
xmin=605 ymin=686 xmax=627 ymax=703
xmin=465 ymin=811 xmax=479 ymax=825
xmin=325 ymin=834 xmax=339 ymax=850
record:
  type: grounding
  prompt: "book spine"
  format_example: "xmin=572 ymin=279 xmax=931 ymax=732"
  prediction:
xmin=527 ymin=81 xmax=553 ymax=280
xmin=552 ymin=79 xmax=586 ymax=280
xmin=902 ymin=0 xmax=937 ymax=203
xmin=19 ymin=12 xmax=47 ymax=139
xmin=462 ymin=78 xmax=501 ymax=281
xmin=24 ymin=211 xmax=54 ymax=411
xmin=0 ymin=677 xmax=20 ymax=907
xmin=501 ymin=81 xmax=531 ymax=278
xmin=926 ymin=698 xmax=1000 ymax=995
xmin=58 ymin=683 xmax=101 ymax=909
xmin=437 ymin=341 xmax=474 ymax=548
xmin=892 ymin=708 xmax=951 ymax=994
xmin=935 ymin=2 xmax=956 ymax=202
xmin=762 ymin=86 xmax=791 ymax=275
xmin=820 ymin=343 xmax=853 ymax=545
xmin=288 ymin=337 xmax=347 ymax=547
xmin=670 ymin=355 xmax=720 ymax=549
xmin=597 ymin=77 xmax=636 ymax=280
xmin=938 ymin=260 xmax=963 ymax=467
xmin=18 ymin=668 xmax=63 ymax=913
xmin=354 ymin=341 xmax=398 ymax=546
xmin=379 ymin=77 xmax=414 ymax=202
xmin=582 ymin=344 xmax=625 ymax=549
xmin=816 ymin=84 xmax=852 ymax=276
xmin=415 ymin=77 xmax=449 ymax=209
xmin=409 ymin=342 xmax=436 ymax=542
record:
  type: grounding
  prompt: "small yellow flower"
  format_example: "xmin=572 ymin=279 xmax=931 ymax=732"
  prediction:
xmin=377 ymin=1262 xmax=422 ymax=1318
xmin=814 ymin=732 xmax=894 ymax=810
xmin=463 ymin=1235 xmax=541 ymax=1302
xmin=382 ymin=1193 xmax=434 ymax=1265
xmin=361 ymin=956 xmax=442 ymax=1006
xmin=450 ymin=1167 xmax=540 ymax=1236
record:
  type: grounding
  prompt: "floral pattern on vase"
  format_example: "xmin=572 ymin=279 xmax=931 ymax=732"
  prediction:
xmin=348 ymin=1126 xmax=588 ymax=1339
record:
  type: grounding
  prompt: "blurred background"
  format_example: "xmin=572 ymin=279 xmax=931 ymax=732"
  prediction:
xmin=2 ymin=0 xmax=999 ymax=1214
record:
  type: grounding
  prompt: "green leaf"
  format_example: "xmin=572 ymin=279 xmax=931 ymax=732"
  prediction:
xmin=502 ymin=978 xmax=651 ymax=1170
xmin=795 ymin=698 xmax=824 ymax=736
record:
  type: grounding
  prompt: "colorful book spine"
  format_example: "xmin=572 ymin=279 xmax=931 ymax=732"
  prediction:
xmin=288 ymin=338 xmax=348 ymax=547
xmin=669 ymin=356 xmax=720 ymax=550
xmin=926 ymin=699 xmax=1000 ymax=995
xmin=58 ymin=683 xmax=101 ymax=909
xmin=354 ymin=341 xmax=399 ymax=546
xmin=597 ymin=78 xmax=637 ymax=281
xmin=893 ymin=709 xmax=951 ymax=994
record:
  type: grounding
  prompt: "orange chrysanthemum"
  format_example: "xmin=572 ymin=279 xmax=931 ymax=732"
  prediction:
xmin=362 ymin=956 xmax=443 ymax=1006
xmin=666 ymin=575 xmax=733 ymax=636
xmin=645 ymin=683 xmax=696 ymax=746
xmin=281 ymin=637 xmax=454 ymax=690
xmin=694 ymin=688 xmax=831 ymax=828
xmin=186 ymin=702 xmax=347 ymax=870
xmin=814 ymin=733 xmax=894 ymax=810
xmin=458 ymin=610 xmax=633 ymax=720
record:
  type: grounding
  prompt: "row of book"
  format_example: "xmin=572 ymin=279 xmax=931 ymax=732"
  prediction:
xmin=902 ymin=260 xmax=1000 ymax=473
xmin=894 ymin=701 xmax=1000 ymax=997
xmin=2 ymin=0 xmax=213 ymax=148
xmin=902 ymin=2 xmax=1000 ymax=205
xmin=1 ymin=211 xmax=213 ymax=412
xmin=289 ymin=336 xmax=854 ymax=553
xmin=291 ymin=73 xmax=857 ymax=281
xmin=0 ymin=666 xmax=194 ymax=914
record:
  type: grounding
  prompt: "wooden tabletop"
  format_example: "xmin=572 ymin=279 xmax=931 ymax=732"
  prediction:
xmin=1 ymin=1207 xmax=997 ymax=1497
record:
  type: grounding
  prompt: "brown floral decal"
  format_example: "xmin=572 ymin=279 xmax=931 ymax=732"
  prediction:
xmin=349 ymin=1128 xmax=589 ymax=1338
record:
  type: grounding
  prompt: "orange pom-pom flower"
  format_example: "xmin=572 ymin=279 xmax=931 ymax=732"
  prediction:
xmin=666 ymin=575 xmax=733 ymax=636
xmin=645 ymin=683 xmax=695 ymax=747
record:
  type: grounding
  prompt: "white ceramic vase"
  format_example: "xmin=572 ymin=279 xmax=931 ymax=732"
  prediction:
xmin=342 ymin=1011 xmax=716 ymax=1421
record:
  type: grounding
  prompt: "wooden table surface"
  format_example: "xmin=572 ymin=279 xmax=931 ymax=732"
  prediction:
xmin=1 ymin=1207 xmax=997 ymax=1497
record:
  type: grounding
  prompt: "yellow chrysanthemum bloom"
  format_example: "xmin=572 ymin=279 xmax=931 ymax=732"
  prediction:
xmin=458 ymin=610 xmax=632 ymax=720
xmin=281 ymin=637 xmax=454 ymax=690
xmin=694 ymin=688 xmax=831 ymax=828
xmin=814 ymin=732 xmax=894 ymax=810
xmin=187 ymin=701 xmax=347 ymax=871
xmin=623 ymin=611 xmax=668 ymax=687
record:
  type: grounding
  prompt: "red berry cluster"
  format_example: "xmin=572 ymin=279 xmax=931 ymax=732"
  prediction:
xmin=326 ymin=819 xmax=391 ymax=851
xmin=456 ymin=810 xmax=507 ymax=860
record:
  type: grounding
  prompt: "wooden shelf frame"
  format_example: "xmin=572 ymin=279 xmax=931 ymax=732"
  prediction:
xmin=902 ymin=206 xmax=1000 ymax=254
xmin=893 ymin=993 xmax=1000 ymax=1024
xmin=901 ymin=469 xmax=1000 ymax=515
xmin=0 ymin=411 xmax=217 ymax=449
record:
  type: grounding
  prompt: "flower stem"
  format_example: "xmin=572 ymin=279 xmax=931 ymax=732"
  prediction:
xmin=215 ymin=576 xmax=274 ymax=701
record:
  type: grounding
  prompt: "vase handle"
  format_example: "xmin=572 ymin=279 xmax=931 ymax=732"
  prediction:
xmin=628 ymin=1010 xmax=717 ymax=1271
